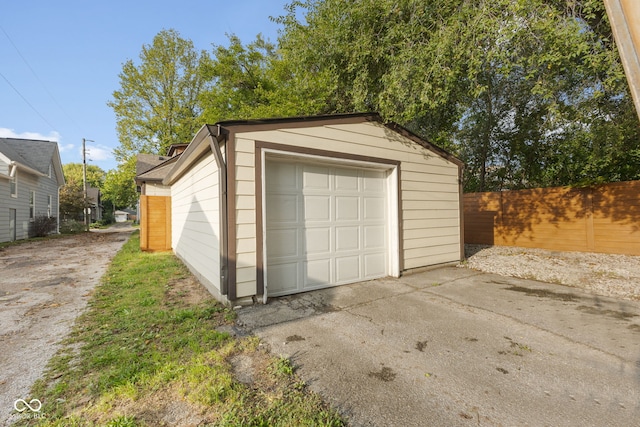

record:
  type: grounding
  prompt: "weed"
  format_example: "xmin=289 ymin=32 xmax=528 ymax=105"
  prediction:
xmin=106 ymin=415 xmax=138 ymax=427
xmin=273 ymin=356 xmax=295 ymax=376
xmin=18 ymin=233 xmax=343 ymax=426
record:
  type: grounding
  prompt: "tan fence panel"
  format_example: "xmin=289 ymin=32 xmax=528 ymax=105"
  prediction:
xmin=464 ymin=181 xmax=640 ymax=255
xmin=140 ymin=195 xmax=172 ymax=251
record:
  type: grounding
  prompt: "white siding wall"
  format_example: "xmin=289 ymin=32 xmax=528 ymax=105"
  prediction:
xmin=171 ymin=153 xmax=222 ymax=296
xmin=235 ymin=121 xmax=460 ymax=293
xmin=145 ymin=183 xmax=171 ymax=196
xmin=235 ymin=138 xmax=257 ymax=298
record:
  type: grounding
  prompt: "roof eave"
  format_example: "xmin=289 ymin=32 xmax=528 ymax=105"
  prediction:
xmin=163 ymin=125 xmax=218 ymax=185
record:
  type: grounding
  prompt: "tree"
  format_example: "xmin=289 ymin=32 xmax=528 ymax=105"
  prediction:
xmin=200 ymin=34 xmax=332 ymax=123
xmin=102 ymin=158 xmax=139 ymax=210
xmin=59 ymin=177 xmax=86 ymax=221
xmin=108 ymin=29 xmax=213 ymax=162
xmin=62 ymin=163 xmax=105 ymax=188
xmin=275 ymin=0 xmax=639 ymax=191
xmin=59 ymin=163 xmax=105 ymax=221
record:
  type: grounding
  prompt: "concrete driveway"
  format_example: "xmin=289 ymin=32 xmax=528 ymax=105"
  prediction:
xmin=236 ymin=267 xmax=640 ymax=426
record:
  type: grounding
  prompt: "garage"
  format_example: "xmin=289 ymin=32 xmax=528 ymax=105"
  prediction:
xmin=162 ymin=113 xmax=464 ymax=305
xmin=265 ymin=156 xmax=393 ymax=296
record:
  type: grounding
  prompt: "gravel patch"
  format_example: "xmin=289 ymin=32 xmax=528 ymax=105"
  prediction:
xmin=0 ymin=224 xmax=134 ymax=425
xmin=462 ymin=244 xmax=640 ymax=301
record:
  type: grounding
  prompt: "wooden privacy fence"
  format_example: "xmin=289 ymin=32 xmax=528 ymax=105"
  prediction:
xmin=464 ymin=180 xmax=640 ymax=255
xmin=140 ymin=195 xmax=172 ymax=251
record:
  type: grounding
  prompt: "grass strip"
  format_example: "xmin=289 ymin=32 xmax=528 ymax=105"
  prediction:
xmin=16 ymin=232 xmax=343 ymax=426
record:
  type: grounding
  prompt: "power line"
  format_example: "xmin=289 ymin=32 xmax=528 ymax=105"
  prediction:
xmin=0 ymin=70 xmax=58 ymax=130
xmin=0 ymin=25 xmax=84 ymax=133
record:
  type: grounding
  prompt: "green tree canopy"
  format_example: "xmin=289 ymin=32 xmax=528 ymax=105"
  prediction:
xmin=62 ymin=163 xmax=105 ymax=188
xmin=102 ymin=157 xmax=138 ymax=210
xmin=200 ymin=33 xmax=331 ymax=123
xmin=274 ymin=0 xmax=639 ymax=191
xmin=109 ymin=29 xmax=213 ymax=162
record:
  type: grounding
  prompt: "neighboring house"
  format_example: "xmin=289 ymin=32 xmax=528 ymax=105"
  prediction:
xmin=134 ymin=146 xmax=185 ymax=251
xmin=87 ymin=186 xmax=103 ymax=222
xmin=114 ymin=210 xmax=130 ymax=222
xmin=161 ymin=113 xmax=464 ymax=305
xmin=0 ymin=138 xmax=65 ymax=242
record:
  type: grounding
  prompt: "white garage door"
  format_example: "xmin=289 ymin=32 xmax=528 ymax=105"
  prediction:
xmin=265 ymin=157 xmax=388 ymax=296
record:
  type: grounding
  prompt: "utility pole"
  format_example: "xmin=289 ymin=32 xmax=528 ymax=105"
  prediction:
xmin=82 ymin=138 xmax=94 ymax=232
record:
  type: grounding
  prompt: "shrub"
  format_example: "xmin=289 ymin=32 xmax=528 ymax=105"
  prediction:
xmin=60 ymin=219 xmax=86 ymax=234
xmin=32 ymin=215 xmax=58 ymax=237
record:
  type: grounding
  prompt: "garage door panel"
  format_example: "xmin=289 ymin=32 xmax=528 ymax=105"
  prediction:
xmin=303 ymin=165 xmax=331 ymax=189
xmin=364 ymin=253 xmax=386 ymax=277
xmin=336 ymin=226 xmax=360 ymax=251
xmin=364 ymin=197 xmax=385 ymax=220
xmin=304 ymin=196 xmax=331 ymax=221
xmin=304 ymin=227 xmax=331 ymax=254
xmin=266 ymin=158 xmax=388 ymax=296
xmin=335 ymin=168 xmax=359 ymax=190
xmin=364 ymin=225 xmax=385 ymax=249
xmin=267 ymin=228 xmax=299 ymax=258
xmin=304 ymin=259 xmax=331 ymax=286
xmin=267 ymin=194 xmax=299 ymax=222
xmin=336 ymin=196 xmax=360 ymax=220
xmin=267 ymin=162 xmax=298 ymax=189
xmin=268 ymin=262 xmax=299 ymax=294
xmin=364 ymin=170 xmax=385 ymax=191
xmin=336 ymin=256 xmax=361 ymax=282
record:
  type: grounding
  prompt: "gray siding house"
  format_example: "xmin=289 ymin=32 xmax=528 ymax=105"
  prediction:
xmin=0 ymin=138 xmax=65 ymax=242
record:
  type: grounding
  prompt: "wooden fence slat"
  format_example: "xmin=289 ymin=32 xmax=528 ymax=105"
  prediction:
xmin=464 ymin=180 xmax=640 ymax=256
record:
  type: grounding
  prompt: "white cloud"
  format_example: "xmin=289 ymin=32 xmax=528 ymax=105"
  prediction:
xmin=58 ymin=143 xmax=75 ymax=153
xmin=0 ymin=127 xmax=61 ymax=142
xmin=84 ymin=144 xmax=112 ymax=162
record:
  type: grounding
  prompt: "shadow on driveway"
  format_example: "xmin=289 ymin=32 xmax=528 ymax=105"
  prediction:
xmin=236 ymin=267 xmax=640 ymax=426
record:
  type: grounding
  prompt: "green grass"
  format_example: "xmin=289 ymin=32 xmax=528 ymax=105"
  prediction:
xmin=17 ymin=232 xmax=343 ymax=426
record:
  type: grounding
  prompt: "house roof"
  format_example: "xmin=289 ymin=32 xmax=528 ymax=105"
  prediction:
xmin=136 ymin=153 xmax=173 ymax=176
xmin=164 ymin=112 xmax=464 ymax=185
xmin=0 ymin=138 xmax=65 ymax=186
xmin=135 ymin=154 xmax=180 ymax=185
xmin=87 ymin=187 xmax=101 ymax=204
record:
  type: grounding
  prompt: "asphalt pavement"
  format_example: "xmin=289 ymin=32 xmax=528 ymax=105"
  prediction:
xmin=236 ymin=266 xmax=640 ymax=426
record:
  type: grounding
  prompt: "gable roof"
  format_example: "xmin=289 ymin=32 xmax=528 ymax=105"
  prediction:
xmin=164 ymin=112 xmax=463 ymax=185
xmin=136 ymin=153 xmax=173 ymax=176
xmin=135 ymin=155 xmax=180 ymax=184
xmin=214 ymin=112 xmax=464 ymax=168
xmin=0 ymin=138 xmax=65 ymax=186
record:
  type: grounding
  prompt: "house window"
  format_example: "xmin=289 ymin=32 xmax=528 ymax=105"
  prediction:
xmin=30 ymin=191 xmax=35 ymax=221
xmin=48 ymin=195 xmax=52 ymax=217
xmin=10 ymin=172 xmax=17 ymax=197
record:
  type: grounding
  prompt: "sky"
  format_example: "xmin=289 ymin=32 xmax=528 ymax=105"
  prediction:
xmin=0 ymin=0 xmax=291 ymax=172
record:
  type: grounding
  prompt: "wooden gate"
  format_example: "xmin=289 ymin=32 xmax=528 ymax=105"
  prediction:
xmin=140 ymin=195 xmax=171 ymax=251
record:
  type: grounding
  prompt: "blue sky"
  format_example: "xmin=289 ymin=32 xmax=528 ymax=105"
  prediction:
xmin=0 ymin=1 xmax=290 ymax=172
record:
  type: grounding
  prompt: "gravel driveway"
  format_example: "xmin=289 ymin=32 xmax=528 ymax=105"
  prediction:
xmin=0 ymin=224 xmax=133 ymax=424
xmin=464 ymin=244 xmax=640 ymax=301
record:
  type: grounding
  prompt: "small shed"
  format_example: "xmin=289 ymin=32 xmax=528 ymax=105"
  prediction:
xmin=163 ymin=113 xmax=464 ymax=304
xmin=114 ymin=210 xmax=129 ymax=222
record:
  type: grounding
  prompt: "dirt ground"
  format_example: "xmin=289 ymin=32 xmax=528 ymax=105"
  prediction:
xmin=0 ymin=224 xmax=133 ymax=425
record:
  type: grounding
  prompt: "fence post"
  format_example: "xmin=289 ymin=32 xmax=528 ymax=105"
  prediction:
xmin=585 ymin=188 xmax=595 ymax=251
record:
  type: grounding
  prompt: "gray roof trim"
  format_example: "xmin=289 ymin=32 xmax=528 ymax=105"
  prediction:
xmin=0 ymin=138 xmax=65 ymax=186
xmin=163 ymin=125 xmax=218 ymax=185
